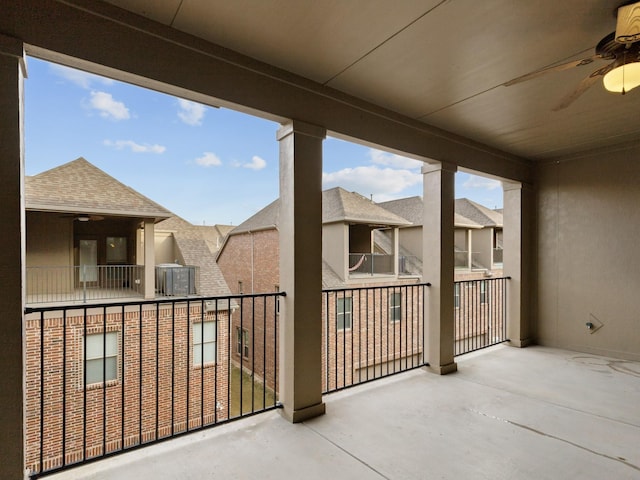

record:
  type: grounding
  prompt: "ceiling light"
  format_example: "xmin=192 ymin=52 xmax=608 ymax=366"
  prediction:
xmin=77 ymin=215 xmax=90 ymax=222
xmin=603 ymin=59 xmax=640 ymax=94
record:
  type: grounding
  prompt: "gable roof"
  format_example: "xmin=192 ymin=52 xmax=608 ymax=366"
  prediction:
xmin=378 ymin=196 xmax=485 ymax=229
xmin=230 ymin=187 xmax=410 ymax=235
xmin=454 ymin=198 xmax=503 ymax=228
xmin=322 ymin=187 xmax=410 ymax=226
xmin=25 ymin=157 xmax=172 ymax=220
xmin=231 ymin=199 xmax=280 ymax=234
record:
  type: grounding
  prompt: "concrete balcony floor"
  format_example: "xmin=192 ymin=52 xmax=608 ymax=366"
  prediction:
xmin=48 ymin=345 xmax=640 ymax=480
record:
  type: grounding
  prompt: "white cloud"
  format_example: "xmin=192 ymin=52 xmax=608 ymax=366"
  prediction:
xmin=243 ymin=156 xmax=267 ymax=170
xmin=89 ymin=91 xmax=130 ymax=120
xmin=50 ymin=64 xmax=114 ymax=89
xmin=323 ymin=166 xmax=421 ymax=200
xmin=103 ymin=140 xmax=166 ymax=154
xmin=195 ymin=152 xmax=222 ymax=167
xmin=368 ymin=149 xmax=423 ymax=169
xmin=462 ymin=174 xmax=502 ymax=191
xmin=177 ymin=99 xmax=206 ymax=126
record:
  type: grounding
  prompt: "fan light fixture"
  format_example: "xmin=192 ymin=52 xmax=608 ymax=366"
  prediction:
xmin=605 ymin=2 xmax=640 ymax=94
xmin=603 ymin=55 xmax=640 ymax=94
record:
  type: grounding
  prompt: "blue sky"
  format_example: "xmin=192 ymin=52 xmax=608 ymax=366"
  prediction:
xmin=24 ymin=57 xmax=503 ymax=226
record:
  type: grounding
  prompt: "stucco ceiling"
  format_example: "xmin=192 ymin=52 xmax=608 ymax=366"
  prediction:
xmin=102 ymin=0 xmax=639 ymax=161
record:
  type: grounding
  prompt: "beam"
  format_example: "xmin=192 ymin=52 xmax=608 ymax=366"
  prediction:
xmin=1 ymin=0 xmax=533 ymax=183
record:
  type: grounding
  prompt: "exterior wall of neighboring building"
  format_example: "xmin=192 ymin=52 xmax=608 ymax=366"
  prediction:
xmin=397 ymin=226 xmax=422 ymax=260
xmin=323 ymin=222 xmax=347 ymax=280
xmin=473 ymin=228 xmax=493 ymax=269
xmin=322 ymin=279 xmax=425 ymax=392
xmin=536 ymin=144 xmax=640 ymax=361
xmin=26 ymin=213 xmax=74 ymax=296
xmin=24 ymin=304 xmax=230 ymax=474
xmin=26 ymin=213 xmax=73 ymax=267
xmin=218 ymin=229 xmax=280 ymax=295
xmin=154 ymin=231 xmax=178 ymax=265
xmin=217 ymin=229 xmax=280 ymax=392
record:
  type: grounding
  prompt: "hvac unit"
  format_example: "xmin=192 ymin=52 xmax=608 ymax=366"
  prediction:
xmin=155 ymin=263 xmax=197 ymax=296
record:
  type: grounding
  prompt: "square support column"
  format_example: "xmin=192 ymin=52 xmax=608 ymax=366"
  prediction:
xmin=422 ymin=162 xmax=457 ymax=374
xmin=277 ymin=120 xmax=326 ymax=422
xmin=143 ymin=219 xmax=155 ymax=299
xmin=0 ymin=34 xmax=26 ymax=479
xmin=503 ymin=181 xmax=534 ymax=347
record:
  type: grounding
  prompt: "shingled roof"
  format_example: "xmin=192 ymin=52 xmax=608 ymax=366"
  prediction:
xmin=377 ymin=196 xmax=485 ymax=229
xmin=156 ymin=215 xmax=233 ymax=296
xmin=25 ymin=157 xmax=172 ymax=220
xmin=230 ymin=187 xmax=410 ymax=235
xmin=454 ymin=198 xmax=503 ymax=227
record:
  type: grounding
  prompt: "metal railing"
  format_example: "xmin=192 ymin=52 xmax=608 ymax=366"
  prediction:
xmin=398 ymin=255 xmax=419 ymax=275
xmin=26 ymin=265 xmax=145 ymax=304
xmin=454 ymin=251 xmax=486 ymax=270
xmin=322 ymin=283 xmax=429 ymax=394
xmin=348 ymin=253 xmax=394 ymax=275
xmin=454 ymin=277 xmax=509 ymax=356
xmin=24 ymin=292 xmax=282 ymax=478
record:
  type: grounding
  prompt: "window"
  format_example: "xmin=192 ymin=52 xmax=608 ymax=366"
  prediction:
xmin=480 ymin=281 xmax=487 ymax=304
xmin=337 ymin=296 xmax=352 ymax=330
xmin=193 ymin=321 xmax=216 ymax=366
xmin=389 ymin=292 xmax=401 ymax=322
xmin=275 ymin=284 xmax=280 ymax=316
xmin=236 ymin=327 xmax=249 ymax=358
xmin=106 ymin=236 xmax=127 ymax=264
xmin=454 ymin=283 xmax=460 ymax=309
xmin=238 ymin=280 xmax=243 ymax=294
xmin=85 ymin=332 xmax=118 ymax=385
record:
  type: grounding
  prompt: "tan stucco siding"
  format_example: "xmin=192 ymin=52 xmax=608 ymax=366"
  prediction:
xmin=26 ymin=212 xmax=73 ymax=267
xmin=536 ymin=144 xmax=640 ymax=360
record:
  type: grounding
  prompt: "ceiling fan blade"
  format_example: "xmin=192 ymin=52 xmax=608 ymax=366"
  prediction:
xmin=503 ymin=55 xmax=602 ymax=87
xmin=552 ymin=62 xmax=615 ymax=111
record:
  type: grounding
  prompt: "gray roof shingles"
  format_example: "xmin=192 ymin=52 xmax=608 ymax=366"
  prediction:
xmin=25 ymin=157 xmax=172 ymax=219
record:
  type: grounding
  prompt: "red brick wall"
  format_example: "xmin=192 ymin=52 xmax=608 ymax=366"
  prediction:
xmin=218 ymin=229 xmax=280 ymax=295
xmin=24 ymin=303 xmax=230 ymax=474
xmin=218 ymin=229 xmax=280 ymax=392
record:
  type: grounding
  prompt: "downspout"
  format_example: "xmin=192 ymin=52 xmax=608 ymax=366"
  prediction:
xmin=250 ymin=230 xmax=255 ymax=293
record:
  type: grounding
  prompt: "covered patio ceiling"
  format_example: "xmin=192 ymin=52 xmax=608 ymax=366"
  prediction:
xmin=100 ymin=0 xmax=640 ymax=161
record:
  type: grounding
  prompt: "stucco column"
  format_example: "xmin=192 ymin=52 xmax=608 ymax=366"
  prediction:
xmin=422 ymin=162 xmax=457 ymax=374
xmin=143 ymin=219 xmax=155 ymax=299
xmin=0 ymin=34 xmax=26 ymax=479
xmin=503 ymin=181 xmax=534 ymax=347
xmin=277 ymin=120 xmax=326 ymax=422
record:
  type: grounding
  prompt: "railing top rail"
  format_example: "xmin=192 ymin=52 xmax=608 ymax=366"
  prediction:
xmin=454 ymin=276 xmax=511 ymax=285
xmin=24 ymin=291 xmax=286 ymax=314
xmin=322 ymin=282 xmax=431 ymax=293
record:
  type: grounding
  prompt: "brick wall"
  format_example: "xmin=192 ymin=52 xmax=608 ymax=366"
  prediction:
xmin=24 ymin=303 xmax=230 ymax=475
xmin=218 ymin=229 xmax=280 ymax=392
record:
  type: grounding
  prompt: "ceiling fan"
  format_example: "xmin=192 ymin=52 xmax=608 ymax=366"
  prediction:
xmin=58 ymin=213 xmax=105 ymax=222
xmin=75 ymin=214 xmax=105 ymax=222
xmin=503 ymin=1 xmax=640 ymax=110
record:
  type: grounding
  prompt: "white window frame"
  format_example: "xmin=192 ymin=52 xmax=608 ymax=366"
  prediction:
xmin=193 ymin=321 xmax=217 ymax=367
xmin=84 ymin=331 xmax=118 ymax=386
xmin=389 ymin=292 xmax=402 ymax=322
xmin=337 ymin=296 xmax=353 ymax=331
xmin=480 ymin=280 xmax=487 ymax=304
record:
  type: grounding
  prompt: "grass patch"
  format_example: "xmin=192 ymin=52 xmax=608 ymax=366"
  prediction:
xmin=229 ymin=365 xmax=277 ymax=418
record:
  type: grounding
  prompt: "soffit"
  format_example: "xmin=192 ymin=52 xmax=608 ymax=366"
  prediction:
xmin=102 ymin=0 xmax=639 ymax=161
